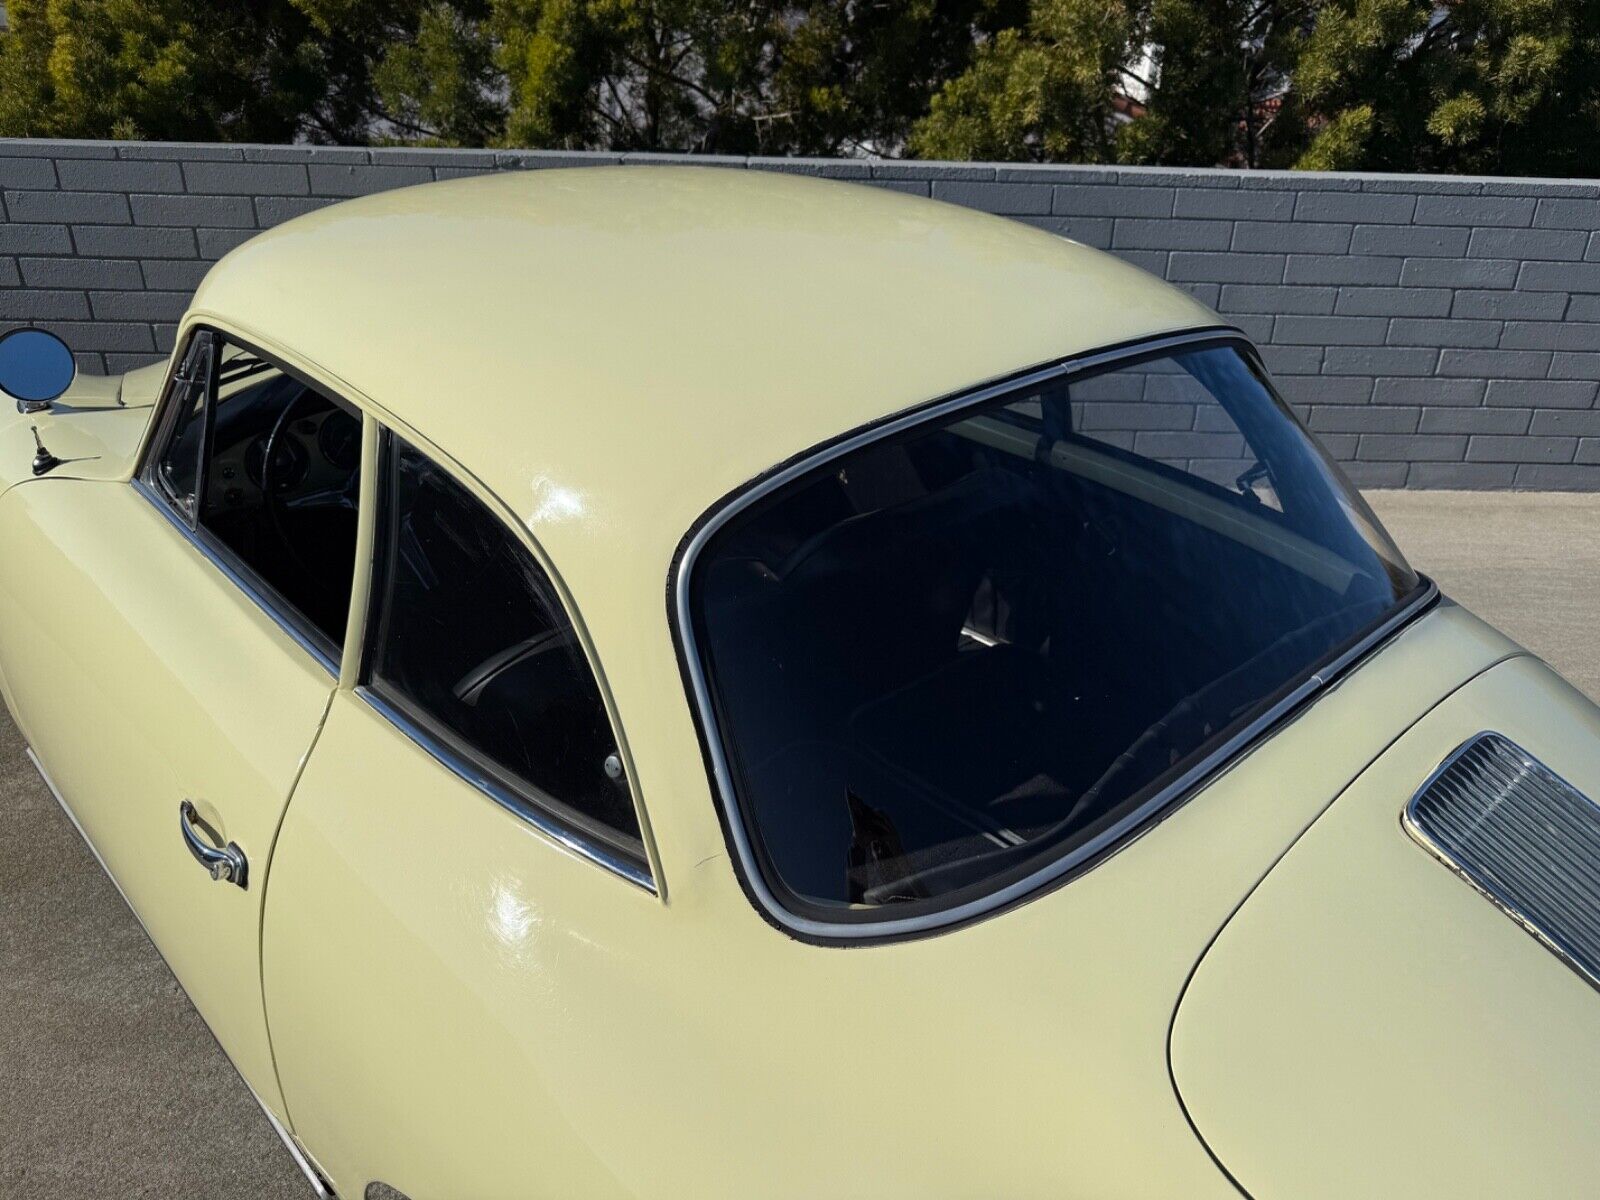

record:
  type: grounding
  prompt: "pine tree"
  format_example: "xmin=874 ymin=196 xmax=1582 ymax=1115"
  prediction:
xmin=1279 ymin=0 xmax=1600 ymax=177
xmin=371 ymin=0 xmax=1016 ymax=154
xmin=909 ymin=0 xmax=1140 ymax=162
xmin=0 ymin=0 xmax=1597 ymax=178
xmin=0 ymin=0 xmax=383 ymax=142
xmin=1117 ymin=0 xmax=1302 ymax=169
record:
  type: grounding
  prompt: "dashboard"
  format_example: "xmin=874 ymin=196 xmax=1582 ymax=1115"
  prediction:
xmin=206 ymin=405 xmax=361 ymax=512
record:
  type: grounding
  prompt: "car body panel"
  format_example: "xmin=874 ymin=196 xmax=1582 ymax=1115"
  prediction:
xmin=186 ymin=169 xmax=1218 ymax=787
xmin=0 ymin=360 xmax=165 ymax=493
xmin=1 ymin=168 xmax=1579 ymax=1195
xmin=167 ymin=168 xmax=1225 ymax=899
xmin=190 ymin=169 xmax=1215 ymax=557
xmin=260 ymin=602 xmax=1515 ymax=1199
xmin=1171 ymin=655 xmax=1600 ymax=1199
xmin=116 ymin=358 xmax=171 ymax=409
xmin=0 ymin=477 xmax=334 ymax=1116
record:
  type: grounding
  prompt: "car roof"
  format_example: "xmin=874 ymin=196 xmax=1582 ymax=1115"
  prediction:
xmin=189 ymin=165 xmax=1215 ymax=612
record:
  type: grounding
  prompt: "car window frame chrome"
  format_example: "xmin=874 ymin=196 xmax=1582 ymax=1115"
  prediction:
xmin=133 ymin=477 xmax=342 ymax=676
xmin=671 ymin=325 xmax=1439 ymax=943
xmin=353 ymin=426 xmax=657 ymax=894
xmin=135 ymin=324 xmax=357 ymax=678
xmin=355 ymin=683 xmax=656 ymax=892
xmin=148 ymin=329 xmax=216 ymax=526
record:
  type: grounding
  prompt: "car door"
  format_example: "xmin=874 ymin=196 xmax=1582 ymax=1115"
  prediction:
xmin=262 ymin=431 xmax=664 ymax=1198
xmin=0 ymin=325 xmax=367 ymax=1118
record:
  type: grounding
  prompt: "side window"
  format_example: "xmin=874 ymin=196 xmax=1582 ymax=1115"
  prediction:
xmin=148 ymin=329 xmax=364 ymax=655
xmin=366 ymin=438 xmax=644 ymax=863
xmin=154 ymin=331 xmax=214 ymax=519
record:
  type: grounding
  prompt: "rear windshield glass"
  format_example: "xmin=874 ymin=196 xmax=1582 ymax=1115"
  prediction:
xmin=687 ymin=340 xmax=1420 ymax=925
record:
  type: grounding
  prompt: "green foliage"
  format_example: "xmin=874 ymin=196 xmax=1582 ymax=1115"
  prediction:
xmin=768 ymin=0 xmax=1025 ymax=155
xmin=1268 ymin=0 xmax=1433 ymax=170
xmin=0 ymin=0 xmax=384 ymax=141
xmin=1295 ymin=101 xmax=1376 ymax=169
xmin=1262 ymin=0 xmax=1598 ymax=174
xmin=1412 ymin=0 xmax=1598 ymax=176
xmin=0 ymin=0 xmax=1598 ymax=176
xmin=911 ymin=2 xmax=1138 ymax=162
xmin=357 ymin=0 xmax=1014 ymax=154
xmin=373 ymin=2 xmax=502 ymax=145
xmin=912 ymin=0 xmax=1357 ymax=170
xmin=1115 ymin=0 xmax=1302 ymax=168
xmin=1427 ymin=92 xmax=1486 ymax=146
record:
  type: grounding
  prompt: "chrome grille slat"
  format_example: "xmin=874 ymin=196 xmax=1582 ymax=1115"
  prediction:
xmin=1432 ymin=782 xmax=1600 ymax=915
xmin=1419 ymin=776 xmax=1600 ymax=946
xmin=1470 ymin=786 xmax=1600 ymax=903
xmin=1460 ymin=757 xmax=1600 ymax=900
xmin=1406 ymin=733 xmax=1600 ymax=990
xmin=1427 ymin=760 xmax=1600 ymax=940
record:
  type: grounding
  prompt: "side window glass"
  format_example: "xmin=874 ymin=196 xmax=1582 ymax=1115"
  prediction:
xmin=148 ymin=330 xmax=363 ymax=654
xmin=367 ymin=438 xmax=644 ymax=863
xmin=155 ymin=331 xmax=215 ymax=520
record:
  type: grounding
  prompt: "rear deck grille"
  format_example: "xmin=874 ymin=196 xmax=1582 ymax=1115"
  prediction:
xmin=1406 ymin=732 xmax=1600 ymax=990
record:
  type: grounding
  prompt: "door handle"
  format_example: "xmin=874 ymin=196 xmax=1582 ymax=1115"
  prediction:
xmin=179 ymin=800 xmax=248 ymax=888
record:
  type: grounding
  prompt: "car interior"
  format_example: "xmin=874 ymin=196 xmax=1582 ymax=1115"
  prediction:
xmin=367 ymin=444 xmax=641 ymax=851
xmin=152 ymin=336 xmax=640 ymax=859
xmin=694 ymin=347 xmax=1412 ymax=914
xmin=160 ymin=345 xmax=363 ymax=647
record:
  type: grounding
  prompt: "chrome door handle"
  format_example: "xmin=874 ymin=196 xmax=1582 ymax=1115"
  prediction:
xmin=178 ymin=800 xmax=248 ymax=888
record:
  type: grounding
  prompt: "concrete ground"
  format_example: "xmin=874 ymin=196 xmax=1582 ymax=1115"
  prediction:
xmin=1367 ymin=490 xmax=1600 ymax=701
xmin=0 ymin=489 xmax=1596 ymax=1198
xmin=0 ymin=709 xmax=306 ymax=1196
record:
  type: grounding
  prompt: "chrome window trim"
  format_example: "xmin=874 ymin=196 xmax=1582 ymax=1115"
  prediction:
xmin=147 ymin=330 xmax=215 ymax=528
xmin=250 ymin=1084 xmax=337 ymax=1200
xmin=673 ymin=327 xmax=1438 ymax=941
xmin=355 ymin=685 xmax=657 ymax=894
xmin=134 ymin=476 xmax=340 ymax=677
xmin=134 ymin=324 xmax=358 ymax=679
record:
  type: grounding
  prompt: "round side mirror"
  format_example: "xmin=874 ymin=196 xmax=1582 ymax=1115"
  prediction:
xmin=0 ymin=328 xmax=76 ymax=413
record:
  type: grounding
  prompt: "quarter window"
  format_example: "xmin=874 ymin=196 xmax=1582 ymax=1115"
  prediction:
xmin=365 ymin=438 xmax=644 ymax=864
xmin=154 ymin=332 xmax=213 ymax=519
xmin=148 ymin=330 xmax=363 ymax=656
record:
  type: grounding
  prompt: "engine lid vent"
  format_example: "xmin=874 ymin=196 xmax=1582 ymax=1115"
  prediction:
xmin=1406 ymin=732 xmax=1600 ymax=991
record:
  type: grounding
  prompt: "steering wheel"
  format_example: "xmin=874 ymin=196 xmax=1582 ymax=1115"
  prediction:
xmin=260 ymin=388 xmax=359 ymax=594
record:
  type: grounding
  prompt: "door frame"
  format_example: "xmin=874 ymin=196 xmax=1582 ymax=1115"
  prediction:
xmin=140 ymin=315 xmax=661 ymax=881
xmin=134 ymin=322 xmax=375 ymax=677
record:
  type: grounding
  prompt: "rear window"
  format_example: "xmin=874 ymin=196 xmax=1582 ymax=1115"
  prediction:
xmin=685 ymin=339 xmax=1421 ymax=930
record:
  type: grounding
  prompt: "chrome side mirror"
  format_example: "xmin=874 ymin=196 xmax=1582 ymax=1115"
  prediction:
xmin=0 ymin=328 xmax=76 ymax=413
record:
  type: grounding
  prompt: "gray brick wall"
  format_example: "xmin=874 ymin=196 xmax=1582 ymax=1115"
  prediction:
xmin=3 ymin=138 xmax=1600 ymax=489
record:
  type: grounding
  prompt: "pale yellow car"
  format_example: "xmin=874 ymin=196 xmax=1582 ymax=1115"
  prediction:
xmin=1 ymin=167 xmax=1597 ymax=1200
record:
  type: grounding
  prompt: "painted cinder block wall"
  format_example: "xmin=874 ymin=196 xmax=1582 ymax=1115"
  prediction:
xmin=2 ymin=138 xmax=1599 ymax=489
